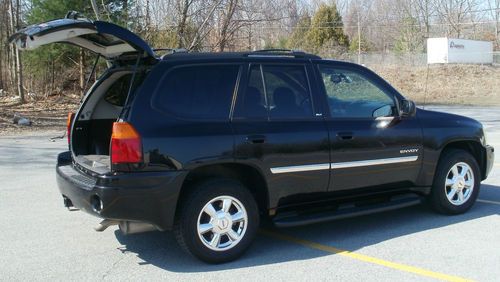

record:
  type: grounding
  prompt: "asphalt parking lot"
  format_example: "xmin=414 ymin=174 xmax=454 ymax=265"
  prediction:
xmin=1 ymin=105 xmax=499 ymax=281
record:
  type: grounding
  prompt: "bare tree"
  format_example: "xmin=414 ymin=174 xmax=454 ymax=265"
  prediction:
xmin=177 ymin=0 xmax=194 ymax=48
xmin=488 ymin=0 xmax=500 ymax=47
xmin=414 ymin=0 xmax=434 ymax=38
xmin=213 ymin=0 xmax=239 ymax=51
xmin=435 ymin=0 xmax=475 ymax=38
xmin=187 ymin=0 xmax=222 ymax=50
xmin=0 ymin=0 xmax=7 ymax=90
xmin=6 ymin=0 xmax=24 ymax=102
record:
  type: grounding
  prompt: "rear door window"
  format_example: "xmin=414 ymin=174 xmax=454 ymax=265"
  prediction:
xmin=233 ymin=65 xmax=268 ymax=119
xmin=234 ymin=64 xmax=313 ymax=120
xmin=263 ymin=65 xmax=313 ymax=119
xmin=154 ymin=64 xmax=240 ymax=120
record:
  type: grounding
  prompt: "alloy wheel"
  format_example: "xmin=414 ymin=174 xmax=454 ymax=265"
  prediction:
xmin=444 ymin=162 xmax=475 ymax=206
xmin=196 ymin=195 xmax=248 ymax=251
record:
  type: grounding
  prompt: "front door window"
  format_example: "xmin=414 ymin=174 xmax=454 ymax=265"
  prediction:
xmin=319 ymin=66 xmax=396 ymax=119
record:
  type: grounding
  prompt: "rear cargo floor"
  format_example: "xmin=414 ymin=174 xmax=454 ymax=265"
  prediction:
xmin=75 ymin=155 xmax=110 ymax=174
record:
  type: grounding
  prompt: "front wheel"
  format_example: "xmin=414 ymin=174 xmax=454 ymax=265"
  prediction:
xmin=429 ymin=149 xmax=481 ymax=214
xmin=174 ymin=178 xmax=259 ymax=263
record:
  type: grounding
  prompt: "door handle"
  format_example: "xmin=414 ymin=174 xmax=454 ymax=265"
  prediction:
xmin=246 ymin=135 xmax=266 ymax=144
xmin=337 ymin=132 xmax=353 ymax=140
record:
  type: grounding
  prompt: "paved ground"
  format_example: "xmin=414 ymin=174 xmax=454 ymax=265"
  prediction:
xmin=1 ymin=106 xmax=499 ymax=281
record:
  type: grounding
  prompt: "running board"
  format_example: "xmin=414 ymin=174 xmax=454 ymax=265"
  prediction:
xmin=273 ymin=195 xmax=422 ymax=228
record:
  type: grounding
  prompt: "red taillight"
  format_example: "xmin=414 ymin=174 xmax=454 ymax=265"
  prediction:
xmin=67 ymin=112 xmax=75 ymax=146
xmin=110 ymin=122 xmax=142 ymax=164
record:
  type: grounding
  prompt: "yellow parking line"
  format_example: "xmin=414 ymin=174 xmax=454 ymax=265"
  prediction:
xmin=260 ymin=229 xmax=473 ymax=282
xmin=477 ymin=199 xmax=500 ymax=205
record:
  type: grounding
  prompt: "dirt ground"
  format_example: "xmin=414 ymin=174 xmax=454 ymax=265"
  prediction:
xmin=0 ymin=64 xmax=499 ymax=135
xmin=372 ymin=64 xmax=500 ymax=106
xmin=0 ymin=94 xmax=78 ymax=136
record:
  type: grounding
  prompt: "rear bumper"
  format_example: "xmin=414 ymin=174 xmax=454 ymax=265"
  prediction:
xmin=56 ymin=152 xmax=187 ymax=230
xmin=484 ymin=145 xmax=494 ymax=179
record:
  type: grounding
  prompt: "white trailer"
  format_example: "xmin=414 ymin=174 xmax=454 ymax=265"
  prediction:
xmin=427 ymin=38 xmax=493 ymax=64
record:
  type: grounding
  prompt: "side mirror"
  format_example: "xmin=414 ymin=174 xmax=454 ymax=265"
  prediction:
xmin=330 ymin=74 xmax=342 ymax=84
xmin=329 ymin=73 xmax=352 ymax=84
xmin=400 ymin=99 xmax=416 ymax=117
xmin=372 ymin=104 xmax=393 ymax=118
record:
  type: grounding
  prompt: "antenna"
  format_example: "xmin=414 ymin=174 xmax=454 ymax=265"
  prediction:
xmin=422 ymin=63 xmax=430 ymax=110
xmin=357 ymin=11 xmax=361 ymax=64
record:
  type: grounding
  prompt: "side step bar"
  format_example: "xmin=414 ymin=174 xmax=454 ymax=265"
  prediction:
xmin=273 ymin=195 xmax=422 ymax=228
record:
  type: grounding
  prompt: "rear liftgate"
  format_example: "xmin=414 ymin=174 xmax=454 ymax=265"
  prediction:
xmin=11 ymin=12 xmax=159 ymax=235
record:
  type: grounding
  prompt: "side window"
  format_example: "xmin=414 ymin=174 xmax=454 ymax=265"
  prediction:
xmin=263 ymin=65 xmax=313 ymax=119
xmin=234 ymin=64 xmax=313 ymax=120
xmin=154 ymin=65 xmax=239 ymax=120
xmin=104 ymin=72 xmax=147 ymax=107
xmin=318 ymin=65 xmax=396 ymax=118
xmin=234 ymin=65 xmax=268 ymax=119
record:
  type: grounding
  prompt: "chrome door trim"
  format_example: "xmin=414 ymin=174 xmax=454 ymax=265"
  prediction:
xmin=270 ymin=163 xmax=330 ymax=174
xmin=330 ymin=156 xmax=418 ymax=169
xmin=270 ymin=156 xmax=418 ymax=174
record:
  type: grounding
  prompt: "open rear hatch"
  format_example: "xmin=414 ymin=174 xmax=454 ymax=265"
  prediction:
xmin=9 ymin=14 xmax=155 ymax=60
xmin=10 ymin=14 xmax=154 ymax=175
xmin=68 ymin=70 xmax=148 ymax=175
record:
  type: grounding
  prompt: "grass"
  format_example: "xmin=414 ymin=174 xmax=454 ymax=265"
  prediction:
xmin=370 ymin=64 xmax=500 ymax=106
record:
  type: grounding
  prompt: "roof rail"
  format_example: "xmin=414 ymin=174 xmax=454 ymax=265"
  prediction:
xmin=248 ymin=49 xmax=320 ymax=59
xmin=253 ymin=48 xmax=300 ymax=53
xmin=154 ymin=48 xmax=188 ymax=59
xmin=154 ymin=48 xmax=188 ymax=53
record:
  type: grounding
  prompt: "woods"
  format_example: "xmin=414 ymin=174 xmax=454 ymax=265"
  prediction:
xmin=1 ymin=0 xmax=24 ymax=102
xmin=0 ymin=0 xmax=499 ymax=103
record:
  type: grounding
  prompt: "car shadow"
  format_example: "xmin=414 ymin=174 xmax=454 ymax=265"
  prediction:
xmin=114 ymin=184 xmax=500 ymax=272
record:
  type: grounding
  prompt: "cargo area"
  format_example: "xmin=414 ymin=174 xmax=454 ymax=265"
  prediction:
xmin=70 ymin=70 xmax=140 ymax=174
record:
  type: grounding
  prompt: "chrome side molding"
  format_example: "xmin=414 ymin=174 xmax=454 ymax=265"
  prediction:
xmin=270 ymin=156 xmax=418 ymax=174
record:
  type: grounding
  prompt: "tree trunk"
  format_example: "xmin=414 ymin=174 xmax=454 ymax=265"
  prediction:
xmin=15 ymin=47 xmax=24 ymax=102
xmin=8 ymin=0 xmax=24 ymax=102
xmin=8 ymin=0 xmax=16 ymax=94
xmin=91 ymin=0 xmax=101 ymax=20
xmin=0 ymin=0 xmax=6 ymax=91
xmin=177 ymin=0 xmax=190 ymax=48
xmin=79 ymin=49 xmax=85 ymax=96
xmin=15 ymin=0 xmax=24 ymax=103
xmin=0 ymin=9 xmax=4 ymax=90
xmin=123 ymin=0 xmax=128 ymax=25
xmin=50 ymin=60 xmax=55 ymax=97
xmin=217 ymin=0 xmax=238 ymax=52
xmin=494 ymin=6 xmax=499 ymax=46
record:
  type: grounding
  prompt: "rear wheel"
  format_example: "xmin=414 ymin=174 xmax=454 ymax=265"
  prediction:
xmin=429 ymin=149 xmax=480 ymax=214
xmin=174 ymin=178 xmax=259 ymax=263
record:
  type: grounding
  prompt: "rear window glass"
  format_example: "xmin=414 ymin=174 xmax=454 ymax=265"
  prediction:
xmin=154 ymin=65 xmax=240 ymax=120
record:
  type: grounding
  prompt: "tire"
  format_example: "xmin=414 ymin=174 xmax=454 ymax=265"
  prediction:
xmin=429 ymin=149 xmax=481 ymax=215
xmin=174 ymin=178 xmax=259 ymax=263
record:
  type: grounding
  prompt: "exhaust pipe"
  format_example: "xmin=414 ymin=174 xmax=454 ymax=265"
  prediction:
xmin=93 ymin=219 xmax=157 ymax=234
xmin=119 ymin=221 xmax=157 ymax=235
xmin=94 ymin=219 xmax=119 ymax=232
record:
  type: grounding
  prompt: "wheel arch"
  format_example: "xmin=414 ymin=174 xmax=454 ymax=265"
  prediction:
xmin=439 ymin=140 xmax=487 ymax=180
xmin=176 ymin=163 xmax=270 ymax=217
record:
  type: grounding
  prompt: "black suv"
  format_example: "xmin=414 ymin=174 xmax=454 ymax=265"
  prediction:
xmin=11 ymin=17 xmax=494 ymax=263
